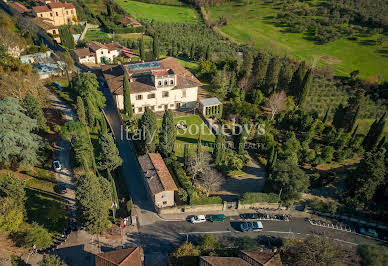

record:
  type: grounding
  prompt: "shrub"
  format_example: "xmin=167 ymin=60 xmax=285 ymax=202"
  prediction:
xmin=309 ymin=199 xmax=339 ymax=214
xmin=190 ymin=196 xmax=222 ymax=205
xmin=240 ymin=192 xmax=280 ymax=204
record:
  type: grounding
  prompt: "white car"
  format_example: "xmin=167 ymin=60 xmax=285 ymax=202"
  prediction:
xmin=53 ymin=161 xmax=62 ymax=172
xmin=190 ymin=215 xmax=207 ymax=223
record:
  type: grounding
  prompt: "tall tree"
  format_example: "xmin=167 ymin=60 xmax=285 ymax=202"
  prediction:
xmin=288 ymin=61 xmax=307 ymax=97
xmin=213 ymin=132 xmax=225 ymax=165
xmin=363 ymin=113 xmax=386 ymax=151
xmin=76 ymin=174 xmax=111 ymax=235
xmin=25 ymin=223 xmax=52 ymax=250
xmin=97 ymin=133 xmax=122 ymax=171
xmin=123 ymin=74 xmax=133 ymax=117
xmin=183 ymin=144 xmax=190 ymax=170
xmin=205 ymin=45 xmax=211 ymax=60
xmin=138 ymin=108 xmax=158 ymax=154
xmin=59 ymin=26 xmax=74 ymax=49
xmin=0 ymin=197 xmax=23 ymax=234
xmin=241 ymin=48 xmax=254 ymax=77
xmin=298 ymin=68 xmax=313 ymax=106
xmin=76 ymin=96 xmax=86 ymax=125
xmin=251 ymin=50 xmax=270 ymax=88
xmin=159 ymin=110 xmax=176 ymax=157
xmin=0 ymin=174 xmax=26 ymax=209
xmin=152 ymin=35 xmax=160 ymax=59
xmin=190 ymin=43 xmax=195 ymax=59
xmin=278 ymin=62 xmax=293 ymax=90
xmin=264 ymin=56 xmax=281 ymax=94
xmin=345 ymin=149 xmax=386 ymax=207
xmin=235 ymin=117 xmax=249 ymax=154
xmin=23 ymin=93 xmax=47 ymax=131
xmin=0 ymin=97 xmax=41 ymax=168
xmin=39 ymin=255 xmax=68 ymax=266
xmin=266 ymin=90 xmax=287 ymax=120
xmin=138 ymin=37 xmax=145 ymax=59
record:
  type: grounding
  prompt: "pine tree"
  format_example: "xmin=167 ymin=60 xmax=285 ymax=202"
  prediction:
xmin=298 ymin=68 xmax=313 ymax=106
xmin=23 ymin=93 xmax=47 ymax=131
xmin=152 ymin=35 xmax=160 ymax=59
xmin=264 ymin=56 xmax=281 ymax=93
xmin=138 ymin=37 xmax=145 ymax=60
xmin=241 ymin=48 xmax=254 ymax=76
xmin=138 ymin=108 xmax=158 ymax=154
xmin=213 ymin=132 xmax=225 ymax=165
xmin=123 ymin=74 xmax=133 ymax=117
xmin=289 ymin=61 xmax=307 ymax=97
xmin=76 ymin=96 xmax=86 ymax=125
xmin=159 ymin=110 xmax=176 ymax=157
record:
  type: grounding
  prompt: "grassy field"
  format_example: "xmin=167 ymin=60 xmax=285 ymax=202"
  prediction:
xmin=206 ymin=1 xmax=388 ymax=80
xmin=114 ymin=0 xmax=200 ymax=23
xmin=158 ymin=115 xmax=215 ymax=157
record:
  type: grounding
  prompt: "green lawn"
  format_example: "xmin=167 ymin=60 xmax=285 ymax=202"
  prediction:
xmin=84 ymin=29 xmax=109 ymax=42
xmin=158 ymin=115 xmax=215 ymax=157
xmin=114 ymin=0 xmax=200 ymax=23
xmin=24 ymin=168 xmax=66 ymax=234
xmin=206 ymin=1 xmax=388 ymax=80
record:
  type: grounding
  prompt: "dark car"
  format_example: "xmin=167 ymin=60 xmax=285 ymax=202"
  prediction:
xmin=55 ymin=183 xmax=67 ymax=194
xmin=240 ymin=213 xmax=258 ymax=220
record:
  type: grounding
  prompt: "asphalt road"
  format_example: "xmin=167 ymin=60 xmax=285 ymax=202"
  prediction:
xmin=99 ymin=82 xmax=157 ymax=224
xmin=129 ymin=216 xmax=384 ymax=265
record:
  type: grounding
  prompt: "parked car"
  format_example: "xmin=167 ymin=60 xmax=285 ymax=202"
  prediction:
xmin=190 ymin=215 xmax=207 ymax=224
xmin=360 ymin=228 xmax=378 ymax=238
xmin=240 ymin=221 xmax=263 ymax=232
xmin=55 ymin=183 xmax=67 ymax=194
xmin=210 ymin=214 xmax=226 ymax=222
xmin=53 ymin=161 xmax=62 ymax=172
xmin=240 ymin=213 xmax=259 ymax=220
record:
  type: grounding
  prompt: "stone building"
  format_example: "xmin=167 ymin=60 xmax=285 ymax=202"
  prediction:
xmin=138 ymin=153 xmax=178 ymax=209
xmin=31 ymin=1 xmax=77 ymax=26
xmin=102 ymin=57 xmax=201 ymax=114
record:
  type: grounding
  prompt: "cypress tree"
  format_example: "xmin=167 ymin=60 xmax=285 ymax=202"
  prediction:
xmin=241 ymin=48 xmax=254 ymax=76
xmin=23 ymin=93 xmax=47 ymax=131
xmin=213 ymin=132 xmax=225 ymax=165
xmin=252 ymin=51 xmax=270 ymax=88
xmin=298 ymin=68 xmax=313 ymax=106
xmin=288 ymin=61 xmax=307 ymax=97
xmin=159 ymin=110 xmax=176 ymax=157
xmin=266 ymin=146 xmax=275 ymax=171
xmin=362 ymin=113 xmax=385 ymax=151
xmin=322 ymin=107 xmax=330 ymax=123
xmin=76 ymin=96 xmax=86 ymax=125
xmin=86 ymin=98 xmax=96 ymax=128
xmin=376 ymin=136 xmax=386 ymax=151
xmin=138 ymin=37 xmax=145 ymax=60
xmin=278 ymin=62 xmax=293 ymax=90
xmin=123 ymin=74 xmax=133 ymax=117
xmin=97 ymin=132 xmax=122 ymax=171
xmin=205 ymin=45 xmax=211 ymax=60
xmin=264 ymin=56 xmax=281 ymax=93
xmin=351 ymin=124 xmax=359 ymax=139
xmin=363 ymin=119 xmax=377 ymax=150
xmin=138 ymin=108 xmax=158 ymax=154
xmin=190 ymin=43 xmax=195 ymax=60
xmin=152 ymin=35 xmax=160 ymax=59
xmin=196 ymin=132 xmax=202 ymax=158
xmin=183 ymin=144 xmax=190 ymax=169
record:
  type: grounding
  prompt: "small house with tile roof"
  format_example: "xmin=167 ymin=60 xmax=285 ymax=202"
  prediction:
xmin=138 ymin=153 xmax=178 ymax=209
xmin=102 ymin=57 xmax=200 ymax=114
xmin=95 ymin=247 xmax=142 ymax=266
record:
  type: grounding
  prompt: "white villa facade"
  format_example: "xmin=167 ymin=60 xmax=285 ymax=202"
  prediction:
xmin=102 ymin=58 xmax=201 ymax=114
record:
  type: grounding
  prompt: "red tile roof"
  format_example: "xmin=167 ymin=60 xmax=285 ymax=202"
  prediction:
xmin=63 ymin=2 xmax=75 ymax=9
xmin=200 ymin=256 xmax=251 ymax=266
xmin=87 ymin=41 xmax=107 ymax=51
xmin=149 ymin=153 xmax=178 ymax=191
xmin=9 ymin=2 xmax=30 ymax=13
xmin=72 ymin=47 xmax=95 ymax=58
xmin=32 ymin=5 xmax=50 ymax=12
xmin=240 ymin=250 xmax=283 ymax=266
xmin=95 ymin=247 xmax=142 ymax=266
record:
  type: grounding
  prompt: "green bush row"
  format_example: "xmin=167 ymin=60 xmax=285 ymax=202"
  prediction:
xmin=240 ymin=192 xmax=280 ymax=204
xmin=308 ymin=199 xmax=339 ymax=215
xmin=111 ymin=26 xmax=145 ymax=34
xmin=190 ymin=196 xmax=223 ymax=205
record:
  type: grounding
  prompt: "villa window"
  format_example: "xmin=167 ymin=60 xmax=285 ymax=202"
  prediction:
xmin=151 ymin=106 xmax=155 ymax=111
xmin=162 ymin=91 xmax=169 ymax=98
xmin=147 ymin=93 xmax=155 ymax=99
xmin=170 ymin=80 xmax=174 ymax=85
xmin=158 ymin=81 xmax=162 ymax=86
xmin=136 ymin=95 xmax=143 ymax=100
xmin=50 ymin=13 xmax=53 ymax=17
xmin=40 ymin=14 xmax=43 ymax=17
xmin=71 ymin=10 xmax=73 ymax=14
xmin=138 ymin=107 xmax=143 ymax=112
xmin=182 ymin=89 xmax=186 ymax=98
xmin=66 ymin=11 xmax=68 ymax=15
xmin=164 ymin=80 xmax=168 ymax=86
xmin=56 ymin=12 xmax=58 ymax=16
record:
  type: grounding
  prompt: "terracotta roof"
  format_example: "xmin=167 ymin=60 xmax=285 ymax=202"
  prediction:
xmin=32 ymin=5 xmax=50 ymax=12
xmin=200 ymin=256 xmax=250 ymax=266
xmin=95 ymin=247 xmax=142 ymax=266
xmin=30 ymin=17 xmax=58 ymax=30
xmin=72 ymin=47 xmax=95 ymax=58
xmin=104 ymin=42 xmax=123 ymax=52
xmin=152 ymin=69 xmax=173 ymax=76
xmin=121 ymin=16 xmax=140 ymax=25
xmin=138 ymin=153 xmax=177 ymax=195
xmin=149 ymin=153 xmax=177 ymax=191
xmin=159 ymin=57 xmax=202 ymax=85
xmin=63 ymin=2 xmax=75 ymax=9
xmin=9 ymin=2 xmax=30 ymax=13
xmin=240 ymin=250 xmax=282 ymax=266
xmin=87 ymin=41 xmax=107 ymax=51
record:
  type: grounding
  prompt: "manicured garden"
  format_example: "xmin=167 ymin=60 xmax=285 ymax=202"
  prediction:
xmin=114 ymin=0 xmax=200 ymax=23
xmin=206 ymin=1 xmax=388 ymax=79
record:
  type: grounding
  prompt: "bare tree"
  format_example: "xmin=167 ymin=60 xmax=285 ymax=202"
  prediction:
xmin=188 ymin=151 xmax=211 ymax=181
xmin=201 ymin=167 xmax=223 ymax=196
xmin=266 ymin=90 xmax=287 ymax=120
